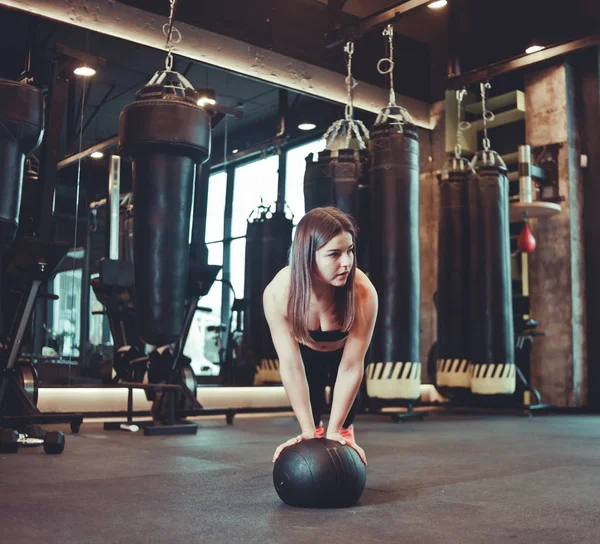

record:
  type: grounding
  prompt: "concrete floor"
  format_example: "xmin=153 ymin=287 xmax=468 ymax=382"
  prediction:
xmin=1 ymin=410 xmax=600 ymax=544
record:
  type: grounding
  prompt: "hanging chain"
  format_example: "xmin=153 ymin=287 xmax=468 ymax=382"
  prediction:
xmin=455 ymin=88 xmax=469 ymax=158
xmin=377 ymin=24 xmax=396 ymax=108
xmin=162 ymin=0 xmax=182 ymax=71
xmin=344 ymin=41 xmax=356 ymax=120
xmin=322 ymin=40 xmax=369 ymax=150
xmin=479 ymin=81 xmax=495 ymax=151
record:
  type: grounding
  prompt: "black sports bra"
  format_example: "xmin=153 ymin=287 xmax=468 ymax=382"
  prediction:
xmin=308 ymin=328 xmax=349 ymax=343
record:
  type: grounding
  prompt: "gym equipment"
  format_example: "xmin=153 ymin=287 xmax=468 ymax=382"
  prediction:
xmin=517 ymin=221 xmax=536 ymax=253
xmin=303 ymin=41 xmax=371 ymax=270
xmin=467 ymin=83 xmax=515 ymax=395
xmin=118 ymin=71 xmax=211 ymax=346
xmin=243 ymin=205 xmax=292 ymax=385
xmin=90 ymin=182 xmax=146 ymax=384
xmin=366 ymin=25 xmax=421 ymax=405
xmin=304 ymin=149 xmax=369 ymax=218
xmin=0 ymin=64 xmax=84 ymax=439
xmin=273 ymin=438 xmax=366 ymax=508
xmin=0 ymin=78 xmax=44 ymax=252
xmin=435 ymin=170 xmax=473 ymax=395
xmin=435 ymin=92 xmax=473 ymax=392
xmin=96 ymin=150 xmax=221 ymax=435
xmin=0 ymin=427 xmax=65 ymax=454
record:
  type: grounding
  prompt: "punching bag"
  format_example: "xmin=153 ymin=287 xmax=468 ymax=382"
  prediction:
xmin=0 ymin=79 xmax=44 ymax=252
xmin=119 ymin=84 xmax=211 ymax=346
xmin=244 ymin=208 xmax=293 ymax=384
xmin=468 ymin=152 xmax=515 ymax=395
xmin=435 ymin=157 xmax=472 ymax=391
xmin=355 ymin=153 xmax=371 ymax=274
xmin=303 ymin=148 xmax=369 ymax=270
xmin=366 ymin=119 xmax=421 ymax=401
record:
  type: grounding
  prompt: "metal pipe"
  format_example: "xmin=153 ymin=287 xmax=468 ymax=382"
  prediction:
xmin=0 ymin=0 xmax=432 ymax=129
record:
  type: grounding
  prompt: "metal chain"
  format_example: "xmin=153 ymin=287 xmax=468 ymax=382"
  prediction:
xmin=344 ymin=41 xmax=356 ymax=120
xmin=377 ymin=25 xmax=396 ymax=108
xmin=455 ymin=88 xmax=469 ymax=158
xmin=322 ymin=40 xmax=369 ymax=150
xmin=479 ymin=81 xmax=495 ymax=151
xmin=162 ymin=0 xmax=182 ymax=71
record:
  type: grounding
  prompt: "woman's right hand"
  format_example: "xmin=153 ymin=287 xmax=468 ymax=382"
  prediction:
xmin=272 ymin=431 xmax=315 ymax=463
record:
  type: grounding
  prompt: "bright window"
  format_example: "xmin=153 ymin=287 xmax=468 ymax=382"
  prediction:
xmin=231 ymin=155 xmax=279 ymax=238
xmin=206 ymin=171 xmax=227 ymax=243
xmin=229 ymin=237 xmax=246 ymax=300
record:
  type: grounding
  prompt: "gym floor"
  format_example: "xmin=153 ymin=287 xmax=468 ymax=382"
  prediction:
xmin=1 ymin=410 xmax=599 ymax=544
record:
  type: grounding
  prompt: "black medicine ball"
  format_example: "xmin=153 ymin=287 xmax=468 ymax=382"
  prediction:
xmin=273 ymin=438 xmax=366 ymax=508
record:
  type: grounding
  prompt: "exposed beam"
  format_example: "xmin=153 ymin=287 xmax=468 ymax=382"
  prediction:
xmin=57 ymin=135 xmax=118 ymax=171
xmin=325 ymin=0 xmax=433 ymax=48
xmin=0 ymin=0 xmax=433 ymax=129
xmin=446 ymin=35 xmax=600 ymax=89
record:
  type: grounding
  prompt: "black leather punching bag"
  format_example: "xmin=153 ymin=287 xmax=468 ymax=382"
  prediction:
xmin=119 ymin=85 xmax=211 ymax=346
xmin=244 ymin=208 xmax=292 ymax=384
xmin=435 ymin=157 xmax=472 ymax=392
xmin=0 ymin=79 xmax=44 ymax=253
xmin=468 ymin=152 xmax=515 ymax=395
xmin=366 ymin=120 xmax=421 ymax=402
xmin=303 ymin=148 xmax=369 ymax=270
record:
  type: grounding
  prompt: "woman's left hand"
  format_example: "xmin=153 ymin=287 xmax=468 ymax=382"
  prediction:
xmin=326 ymin=431 xmax=367 ymax=466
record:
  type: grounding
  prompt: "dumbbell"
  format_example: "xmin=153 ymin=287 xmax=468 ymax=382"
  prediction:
xmin=0 ymin=428 xmax=66 ymax=454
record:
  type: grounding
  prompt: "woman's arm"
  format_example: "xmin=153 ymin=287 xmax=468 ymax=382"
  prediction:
xmin=327 ymin=272 xmax=378 ymax=434
xmin=263 ymin=277 xmax=316 ymax=435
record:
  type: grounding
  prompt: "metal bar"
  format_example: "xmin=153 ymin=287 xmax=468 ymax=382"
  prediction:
xmin=6 ymin=281 xmax=43 ymax=372
xmin=36 ymin=60 xmax=69 ymax=245
xmin=107 ymin=155 xmax=121 ymax=261
xmin=325 ymin=0 xmax=433 ymax=48
xmin=79 ymin=202 xmax=92 ymax=368
xmin=0 ymin=0 xmax=432 ymax=129
xmin=221 ymin=165 xmax=235 ymax=335
xmin=447 ymin=35 xmax=600 ymax=89
xmin=57 ymin=135 xmax=118 ymax=170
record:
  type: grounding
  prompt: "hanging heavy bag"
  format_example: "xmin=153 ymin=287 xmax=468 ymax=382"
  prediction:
xmin=366 ymin=116 xmax=421 ymax=402
xmin=435 ymin=157 xmax=472 ymax=392
xmin=118 ymin=81 xmax=211 ymax=346
xmin=468 ymin=151 xmax=515 ymax=395
xmin=0 ymin=79 xmax=44 ymax=253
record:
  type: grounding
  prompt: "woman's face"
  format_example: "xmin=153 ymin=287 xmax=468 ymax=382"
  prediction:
xmin=313 ymin=231 xmax=354 ymax=287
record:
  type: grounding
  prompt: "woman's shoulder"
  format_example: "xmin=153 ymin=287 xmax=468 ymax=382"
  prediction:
xmin=354 ymin=268 xmax=377 ymax=302
xmin=263 ymin=266 xmax=291 ymax=312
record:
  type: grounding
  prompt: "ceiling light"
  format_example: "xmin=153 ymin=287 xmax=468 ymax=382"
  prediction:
xmin=298 ymin=122 xmax=317 ymax=131
xmin=74 ymin=65 xmax=96 ymax=77
xmin=197 ymin=96 xmax=217 ymax=107
xmin=525 ymin=45 xmax=545 ymax=55
xmin=90 ymin=151 xmax=104 ymax=159
xmin=427 ymin=0 xmax=447 ymax=8
xmin=232 ymin=149 xmax=239 ymax=154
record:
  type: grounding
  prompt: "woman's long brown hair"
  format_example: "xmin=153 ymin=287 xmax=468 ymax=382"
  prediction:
xmin=287 ymin=207 xmax=358 ymax=344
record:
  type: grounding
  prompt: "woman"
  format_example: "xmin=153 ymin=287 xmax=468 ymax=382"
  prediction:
xmin=263 ymin=207 xmax=377 ymax=466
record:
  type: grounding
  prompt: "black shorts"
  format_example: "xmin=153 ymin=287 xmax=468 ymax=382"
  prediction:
xmin=299 ymin=343 xmax=361 ymax=428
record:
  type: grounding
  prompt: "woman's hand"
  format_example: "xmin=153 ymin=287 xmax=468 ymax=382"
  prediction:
xmin=326 ymin=431 xmax=367 ymax=466
xmin=272 ymin=431 xmax=315 ymax=463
